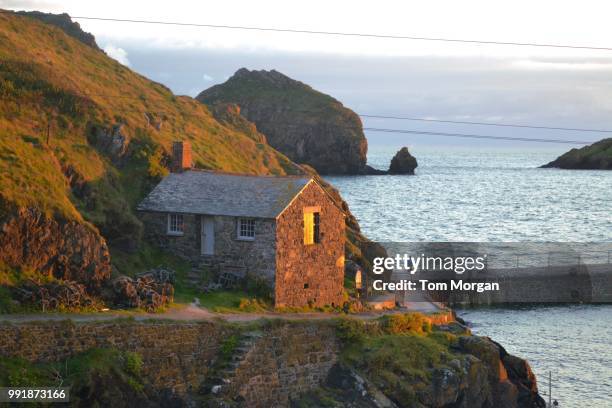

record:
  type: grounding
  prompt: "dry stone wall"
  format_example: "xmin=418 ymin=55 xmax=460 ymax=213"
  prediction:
xmin=0 ymin=320 xmax=340 ymax=405
xmin=0 ymin=321 xmax=227 ymax=395
xmin=224 ymin=323 xmax=339 ymax=407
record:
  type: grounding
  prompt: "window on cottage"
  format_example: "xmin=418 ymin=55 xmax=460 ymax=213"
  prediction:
xmin=167 ymin=213 xmax=184 ymax=235
xmin=304 ymin=210 xmax=321 ymax=245
xmin=237 ymin=218 xmax=255 ymax=240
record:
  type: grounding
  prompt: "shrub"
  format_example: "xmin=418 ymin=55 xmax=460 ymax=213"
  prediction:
xmin=336 ymin=318 xmax=367 ymax=344
xmin=381 ymin=313 xmax=430 ymax=335
xmin=123 ymin=352 xmax=142 ymax=377
xmin=147 ymin=147 xmax=168 ymax=180
xmin=220 ymin=335 xmax=239 ymax=361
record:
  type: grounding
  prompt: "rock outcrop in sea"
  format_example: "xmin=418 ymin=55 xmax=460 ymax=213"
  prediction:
xmin=389 ymin=146 xmax=418 ymax=174
xmin=197 ymin=68 xmax=368 ymax=174
xmin=541 ymin=138 xmax=612 ymax=170
xmin=359 ymin=146 xmax=419 ymax=175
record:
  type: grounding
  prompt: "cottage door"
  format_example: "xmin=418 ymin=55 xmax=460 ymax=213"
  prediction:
xmin=201 ymin=216 xmax=215 ymax=255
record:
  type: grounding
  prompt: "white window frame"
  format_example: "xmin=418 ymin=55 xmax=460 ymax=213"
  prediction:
xmin=167 ymin=213 xmax=184 ymax=236
xmin=237 ymin=218 xmax=256 ymax=241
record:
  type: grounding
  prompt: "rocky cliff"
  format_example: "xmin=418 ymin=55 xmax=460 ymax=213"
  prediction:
xmin=197 ymin=68 xmax=368 ymax=174
xmin=0 ymin=206 xmax=111 ymax=291
xmin=541 ymin=138 xmax=612 ymax=169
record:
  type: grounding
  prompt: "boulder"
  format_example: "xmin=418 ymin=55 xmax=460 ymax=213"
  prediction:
xmin=388 ymin=147 xmax=418 ymax=174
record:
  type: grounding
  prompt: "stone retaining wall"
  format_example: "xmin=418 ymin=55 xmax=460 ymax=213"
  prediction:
xmin=0 ymin=320 xmax=340 ymax=405
xmin=227 ymin=323 xmax=339 ymax=407
xmin=0 ymin=320 xmax=227 ymax=395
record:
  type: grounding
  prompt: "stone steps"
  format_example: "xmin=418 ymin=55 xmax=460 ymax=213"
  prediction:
xmin=208 ymin=331 xmax=263 ymax=394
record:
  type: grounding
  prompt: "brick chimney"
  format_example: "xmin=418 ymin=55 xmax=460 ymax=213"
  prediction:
xmin=171 ymin=141 xmax=193 ymax=172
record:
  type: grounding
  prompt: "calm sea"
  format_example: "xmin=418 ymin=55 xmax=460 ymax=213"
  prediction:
xmin=326 ymin=146 xmax=612 ymax=407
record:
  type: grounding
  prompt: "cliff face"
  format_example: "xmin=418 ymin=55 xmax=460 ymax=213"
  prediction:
xmin=541 ymin=138 xmax=612 ymax=169
xmin=0 ymin=206 xmax=111 ymax=290
xmin=197 ymin=68 xmax=368 ymax=174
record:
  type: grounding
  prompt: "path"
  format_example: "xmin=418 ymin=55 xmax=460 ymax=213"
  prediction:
xmin=0 ymin=300 xmax=443 ymax=324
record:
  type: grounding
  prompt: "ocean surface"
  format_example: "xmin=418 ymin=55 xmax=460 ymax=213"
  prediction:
xmin=460 ymin=305 xmax=612 ymax=408
xmin=327 ymin=146 xmax=612 ymax=242
xmin=326 ymin=146 xmax=612 ymax=407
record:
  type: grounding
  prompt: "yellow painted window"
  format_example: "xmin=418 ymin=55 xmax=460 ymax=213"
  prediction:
xmin=304 ymin=211 xmax=314 ymax=245
xmin=304 ymin=210 xmax=320 ymax=245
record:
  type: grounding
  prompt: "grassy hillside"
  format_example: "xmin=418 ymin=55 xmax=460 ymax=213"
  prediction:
xmin=542 ymin=138 xmax=612 ymax=170
xmin=0 ymin=11 xmax=297 ymax=246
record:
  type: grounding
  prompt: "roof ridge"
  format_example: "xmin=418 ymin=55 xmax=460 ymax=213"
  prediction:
xmin=185 ymin=168 xmax=310 ymax=179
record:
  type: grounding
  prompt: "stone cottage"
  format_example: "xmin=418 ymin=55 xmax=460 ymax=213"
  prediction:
xmin=138 ymin=143 xmax=345 ymax=308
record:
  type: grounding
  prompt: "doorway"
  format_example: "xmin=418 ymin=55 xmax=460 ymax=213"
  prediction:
xmin=201 ymin=216 xmax=214 ymax=255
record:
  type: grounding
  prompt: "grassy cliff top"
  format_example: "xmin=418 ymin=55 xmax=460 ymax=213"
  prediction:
xmin=198 ymin=68 xmax=350 ymax=118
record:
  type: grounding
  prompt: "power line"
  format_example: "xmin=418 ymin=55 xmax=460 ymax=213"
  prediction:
xmin=362 ymin=127 xmax=592 ymax=144
xmin=36 ymin=85 xmax=612 ymax=134
xmin=12 ymin=61 xmax=596 ymax=145
xmin=19 ymin=13 xmax=612 ymax=52
xmin=359 ymin=114 xmax=612 ymax=134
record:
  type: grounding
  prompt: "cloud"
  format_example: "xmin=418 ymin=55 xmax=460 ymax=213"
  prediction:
xmin=513 ymin=59 xmax=612 ymax=71
xmin=203 ymin=73 xmax=213 ymax=81
xmin=0 ymin=0 xmax=58 ymax=9
xmin=104 ymin=44 xmax=130 ymax=66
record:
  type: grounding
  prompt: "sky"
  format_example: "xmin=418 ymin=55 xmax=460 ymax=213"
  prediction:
xmin=3 ymin=0 xmax=612 ymax=149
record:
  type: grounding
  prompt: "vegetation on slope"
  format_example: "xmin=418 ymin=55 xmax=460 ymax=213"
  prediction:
xmin=541 ymin=137 xmax=612 ymax=169
xmin=0 ymin=348 xmax=147 ymax=406
xmin=0 ymin=10 xmax=297 ymax=235
xmin=0 ymin=11 xmax=300 ymax=291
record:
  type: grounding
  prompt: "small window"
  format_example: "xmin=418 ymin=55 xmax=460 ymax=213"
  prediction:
xmin=304 ymin=210 xmax=321 ymax=245
xmin=167 ymin=213 xmax=184 ymax=235
xmin=237 ymin=218 xmax=255 ymax=240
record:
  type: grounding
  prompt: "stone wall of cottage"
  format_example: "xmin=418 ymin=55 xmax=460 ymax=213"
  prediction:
xmin=140 ymin=212 xmax=276 ymax=284
xmin=275 ymin=182 xmax=345 ymax=308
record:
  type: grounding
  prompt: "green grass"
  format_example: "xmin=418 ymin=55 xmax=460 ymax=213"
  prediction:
xmin=0 ymin=348 xmax=145 ymax=395
xmin=198 ymin=290 xmax=268 ymax=312
xmin=335 ymin=314 xmax=463 ymax=405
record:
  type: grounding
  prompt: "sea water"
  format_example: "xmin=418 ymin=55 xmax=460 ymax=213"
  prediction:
xmin=326 ymin=146 xmax=612 ymax=407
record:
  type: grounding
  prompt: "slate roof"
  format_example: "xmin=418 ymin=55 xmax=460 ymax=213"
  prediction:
xmin=138 ymin=170 xmax=312 ymax=219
